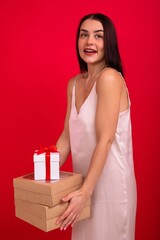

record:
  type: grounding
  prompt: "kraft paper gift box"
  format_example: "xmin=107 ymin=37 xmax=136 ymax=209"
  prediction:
xmin=34 ymin=146 xmax=60 ymax=180
xmin=13 ymin=171 xmax=91 ymax=232
xmin=13 ymin=171 xmax=83 ymax=207
xmin=14 ymin=198 xmax=91 ymax=232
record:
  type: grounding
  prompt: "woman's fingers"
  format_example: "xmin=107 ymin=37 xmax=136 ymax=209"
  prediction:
xmin=62 ymin=190 xmax=79 ymax=202
xmin=56 ymin=207 xmax=71 ymax=225
xmin=56 ymin=189 xmax=87 ymax=230
xmin=71 ymin=213 xmax=80 ymax=227
xmin=60 ymin=211 xmax=77 ymax=230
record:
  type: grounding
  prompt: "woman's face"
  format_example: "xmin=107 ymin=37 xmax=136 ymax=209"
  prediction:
xmin=78 ymin=19 xmax=105 ymax=66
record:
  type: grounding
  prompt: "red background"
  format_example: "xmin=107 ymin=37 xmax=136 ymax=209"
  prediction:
xmin=1 ymin=0 xmax=159 ymax=239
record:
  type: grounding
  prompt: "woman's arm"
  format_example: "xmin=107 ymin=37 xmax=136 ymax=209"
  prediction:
xmin=56 ymin=78 xmax=74 ymax=167
xmin=81 ymin=68 xmax=123 ymax=195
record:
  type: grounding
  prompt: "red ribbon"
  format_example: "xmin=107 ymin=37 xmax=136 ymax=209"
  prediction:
xmin=35 ymin=145 xmax=58 ymax=180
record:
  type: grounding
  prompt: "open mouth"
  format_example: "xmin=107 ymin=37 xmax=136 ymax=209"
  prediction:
xmin=84 ymin=48 xmax=97 ymax=53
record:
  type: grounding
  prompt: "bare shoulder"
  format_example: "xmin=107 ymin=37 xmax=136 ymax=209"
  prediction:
xmin=67 ymin=73 xmax=82 ymax=95
xmin=97 ymin=67 xmax=123 ymax=92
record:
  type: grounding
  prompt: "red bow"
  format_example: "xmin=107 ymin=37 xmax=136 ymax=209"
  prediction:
xmin=35 ymin=145 xmax=58 ymax=180
xmin=35 ymin=145 xmax=58 ymax=155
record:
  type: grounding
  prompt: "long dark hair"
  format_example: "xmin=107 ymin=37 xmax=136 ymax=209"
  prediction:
xmin=76 ymin=13 xmax=124 ymax=77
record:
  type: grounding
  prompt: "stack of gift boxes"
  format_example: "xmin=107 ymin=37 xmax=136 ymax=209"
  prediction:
xmin=13 ymin=147 xmax=91 ymax=232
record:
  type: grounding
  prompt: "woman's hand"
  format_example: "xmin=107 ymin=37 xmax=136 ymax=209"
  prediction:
xmin=56 ymin=188 xmax=89 ymax=230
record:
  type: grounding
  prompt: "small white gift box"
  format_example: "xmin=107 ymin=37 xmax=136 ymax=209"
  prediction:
xmin=33 ymin=149 xmax=60 ymax=180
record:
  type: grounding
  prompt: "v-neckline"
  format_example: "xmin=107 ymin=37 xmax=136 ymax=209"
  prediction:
xmin=74 ymin=81 xmax=96 ymax=115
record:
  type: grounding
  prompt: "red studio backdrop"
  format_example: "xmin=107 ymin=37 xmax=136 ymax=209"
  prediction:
xmin=0 ymin=0 xmax=159 ymax=239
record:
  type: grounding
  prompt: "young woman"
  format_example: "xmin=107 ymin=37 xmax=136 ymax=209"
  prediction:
xmin=56 ymin=13 xmax=137 ymax=240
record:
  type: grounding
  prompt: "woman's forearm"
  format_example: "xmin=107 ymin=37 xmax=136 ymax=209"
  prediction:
xmin=81 ymin=140 xmax=112 ymax=196
xmin=56 ymin=132 xmax=71 ymax=167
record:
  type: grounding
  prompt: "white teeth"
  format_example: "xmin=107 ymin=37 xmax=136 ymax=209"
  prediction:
xmin=85 ymin=49 xmax=96 ymax=53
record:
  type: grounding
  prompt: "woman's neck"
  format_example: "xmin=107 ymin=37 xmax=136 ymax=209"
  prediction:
xmin=82 ymin=63 xmax=107 ymax=91
xmin=87 ymin=62 xmax=106 ymax=78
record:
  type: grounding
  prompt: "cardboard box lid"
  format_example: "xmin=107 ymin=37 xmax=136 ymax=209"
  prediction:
xmin=13 ymin=171 xmax=82 ymax=195
xmin=15 ymin=198 xmax=91 ymax=220
xmin=14 ymin=183 xmax=82 ymax=207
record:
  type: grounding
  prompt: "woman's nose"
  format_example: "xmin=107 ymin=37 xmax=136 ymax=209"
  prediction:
xmin=87 ymin=35 xmax=94 ymax=45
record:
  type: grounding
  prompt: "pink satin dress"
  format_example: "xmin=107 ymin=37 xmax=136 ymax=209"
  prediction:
xmin=69 ymin=78 xmax=137 ymax=240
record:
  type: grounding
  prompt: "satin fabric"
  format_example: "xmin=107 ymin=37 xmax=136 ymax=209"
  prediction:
xmin=69 ymin=80 xmax=137 ymax=240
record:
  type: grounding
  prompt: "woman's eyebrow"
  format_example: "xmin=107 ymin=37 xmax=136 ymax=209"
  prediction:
xmin=80 ymin=29 xmax=104 ymax=33
xmin=80 ymin=29 xmax=88 ymax=32
xmin=94 ymin=29 xmax=104 ymax=33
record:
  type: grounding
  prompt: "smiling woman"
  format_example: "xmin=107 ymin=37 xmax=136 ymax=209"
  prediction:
xmin=78 ymin=20 xmax=105 ymax=67
xmin=55 ymin=13 xmax=137 ymax=240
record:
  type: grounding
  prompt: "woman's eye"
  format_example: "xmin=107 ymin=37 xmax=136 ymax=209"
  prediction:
xmin=95 ymin=34 xmax=103 ymax=39
xmin=80 ymin=33 xmax=87 ymax=38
